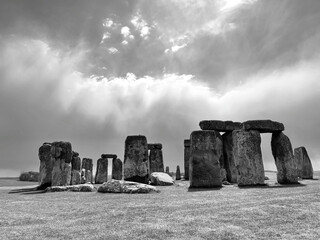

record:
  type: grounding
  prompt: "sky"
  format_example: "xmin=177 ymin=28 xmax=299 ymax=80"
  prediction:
xmin=1 ymin=0 xmax=320 ymax=177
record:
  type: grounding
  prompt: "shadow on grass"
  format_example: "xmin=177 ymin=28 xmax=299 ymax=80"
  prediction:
xmin=188 ymin=186 xmax=223 ymax=192
xmin=238 ymin=182 xmax=307 ymax=189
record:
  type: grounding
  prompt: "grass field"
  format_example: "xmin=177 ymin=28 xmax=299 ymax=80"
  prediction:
xmin=0 ymin=172 xmax=319 ymax=240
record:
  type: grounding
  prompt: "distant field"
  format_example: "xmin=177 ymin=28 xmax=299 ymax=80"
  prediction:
xmin=1 ymin=172 xmax=319 ymax=240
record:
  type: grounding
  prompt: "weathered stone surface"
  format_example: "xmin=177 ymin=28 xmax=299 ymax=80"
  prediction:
xmin=95 ymin=158 xmax=108 ymax=184
xmin=271 ymin=132 xmax=298 ymax=184
xmin=222 ymin=132 xmax=238 ymax=183
xmin=51 ymin=141 xmax=72 ymax=186
xmin=112 ymin=158 xmax=123 ymax=180
xmin=242 ymin=120 xmax=284 ymax=133
xmin=149 ymin=148 xmax=164 ymax=173
xmin=101 ymin=154 xmax=117 ymax=159
xmin=176 ymin=165 xmax=181 ymax=180
xmin=46 ymin=183 xmax=95 ymax=192
xmin=189 ymin=130 xmax=222 ymax=188
xmin=184 ymin=139 xmax=190 ymax=180
xmin=81 ymin=158 xmax=93 ymax=183
xmin=165 ymin=166 xmax=170 ymax=175
xmin=199 ymin=120 xmax=242 ymax=132
xmin=124 ymin=135 xmax=149 ymax=183
xmin=149 ymin=172 xmax=174 ymax=186
xmin=97 ymin=180 xmax=160 ymax=194
xmin=39 ymin=143 xmax=53 ymax=186
xmin=147 ymin=143 xmax=162 ymax=150
xmin=71 ymin=151 xmax=81 ymax=185
xmin=19 ymin=171 xmax=39 ymax=182
xmin=232 ymin=130 xmax=265 ymax=186
xmin=294 ymin=147 xmax=313 ymax=179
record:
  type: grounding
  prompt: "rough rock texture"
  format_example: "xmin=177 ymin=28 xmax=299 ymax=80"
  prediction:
xmin=51 ymin=141 xmax=72 ymax=186
xmin=189 ymin=130 xmax=223 ymax=188
xmin=71 ymin=151 xmax=81 ymax=185
xmin=176 ymin=165 xmax=181 ymax=180
xmin=149 ymin=148 xmax=164 ymax=173
xmin=271 ymin=132 xmax=298 ymax=184
xmin=95 ymin=158 xmax=108 ymax=184
xmin=147 ymin=143 xmax=162 ymax=150
xmin=165 ymin=166 xmax=170 ymax=175
xmin=232 ymin=130 xmax=265 ymax=186
xmin=97 ymin=180 xmax=160 ymax=194
xmin=123 ymin=135 xmax=149 ymax=183
xmin=294 ymin=147 xmax=313 ymax=179
xmin=242 ymin=120 xmax=284 ymax=133
xmin=38 ymin=143 xmax=53 ymax=186
xmin=81 ymin=158 xmax=93 ymax=183
xmin=222 ymin=132 xmax=238 ymax=183
xmin=184 ymin=139 xmax=190 ymax=180
xmin=46 ymin=183 xmax=95 ymax=192
xmin=101 ymin=154 xmax=117 ymax=159
xmin=112 ymin=158 xmax=123 ymax=180
xmin=19 ymin=171 xmax=39 ymax=182
xmin=149 ymin=172 xmax=174 ymax=186
xmin=199 ymin=120 xmax=242 ymax=132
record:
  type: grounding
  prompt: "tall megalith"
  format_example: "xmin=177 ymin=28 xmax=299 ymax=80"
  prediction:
xmin=294 ymin=147 xmax=313 ymax=179
xmin=148 ymin=144 xmax=164 ymax=173
xmin=38 ymin=143 xmax=53 ymax=186
xmin=189 ymin=130 xmax=222 ymax=188
xmin=124 ymin=135 xmax=149 ymax=183
xmin=112 ymin=158 xmax=123 ymax=180
xmin=81 ymin=158 xmax=93 ymax=183
xmin=95 ymin=157 xmax=108 ymax=184
xmin=222 ymin=132 xmax=237 ymax=183
xmin=184 ymin=139 xmax=190 ymax=180
xmin=232 ymin=130 xmax=265 ymax=186
xmin=51 ymin=141 xmax=72 ymax=186
xmin=71 ymin=151 xmax=81 ymax=185
xmin=176 ymin=165 xmax=181 ymax=180
xmin=271 ymin=132 xmax=298 ymax=184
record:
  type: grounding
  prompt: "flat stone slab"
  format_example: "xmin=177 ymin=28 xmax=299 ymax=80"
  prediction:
xmin=148 ymin=143 xmax=162 ymax=150
xmin=199 ymin=120 xmax=242 ymax=132
xmin=242 ymin=120 xmax=284 ymax=133
xmin=150 ymin=172 xmax=174 ymax=186
xmin=46 ymin=183 xmax=95 ymax=192
xmin=97 ymin=180 xmax=160 ymax=194
xmin=101 ymin=154 xmax=117 ymax=159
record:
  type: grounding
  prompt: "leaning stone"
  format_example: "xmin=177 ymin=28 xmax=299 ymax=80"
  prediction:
xmin=39 ymin=143 xmax=53 ymax=186
xmin=101 ymin=154 xmax=117 ymax=159
xmin=150 ymin=172 xmax=174 ymax=186
xmin=46 ymin=183 xmax=95 ymax=192
xmin=97 ymin=180 xmax=160 ymax=194
xmin=271 ymin=132 xmax=298 ymax=184
xmin=51 ymin=141 xmax=72 ymax=186
xmin=184 ymin=139 xmax=190 ymax=180
xmin=147 ymin=143 xmax=162 ymax=150
xmin=199 ymin=120 xmax=242 ymax=132
xmin=242 ymin=120 xmax=284 ymax=133
xmin=176 ymin=165 xmax=181 ymax=180
xmin=222 ymin=132 xmax=238 ymax=183
xmin=149 ymin=148 xmax=164 ymax=173
xmin=71 ymin=151 xmax=81 ymax=185
xmin=189 ymin=130 xmax=222 ymax=188
xmin=294 ymin=146 xmax=313 ymax=179
xmin=81 ymin=158 xmax=93 ymax=183
xmin=123 ymin=135 xmax=149 ymax=183
xmin=232 ymin=130 xmax=265 ymax=186
xmin=95 ymin=158 xmax=108 ymax=184
xmin=112 ymin=158 xmax=123 ymax=180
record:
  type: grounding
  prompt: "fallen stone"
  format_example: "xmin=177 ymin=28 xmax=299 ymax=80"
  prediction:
xmin=147 ymin=143 xmax=162 ymax=150
xmin=46 ymin=183 xmax=95 ymax=192
xmin=149 ymin=172 xmax=174 ymax=186
xmin=97 ymin=180 xmax=160 ymax=194
xmin=294 ymin=146 xmax=313 ymax=179
xmin=112 ymin=158 xmax=123 ymax=180
xmin=101 ymin=154 xmax=117 ymax=159
xmin=95 ymin=158 xmax=108 ymax=184
xmin=199 ymin=120 xmax=242 ymax=132
xmin=242 ymin=120 xmax=284 ymax=133
xmin=271 ymin=132 xmax=298 ymax=184
xmin=38 ymin=143 xmax=53 ymax=186
xmin=176 ymin=165 xmax=181 ymax=180
xmin=184 ymin=139 xmax=190 ymax=180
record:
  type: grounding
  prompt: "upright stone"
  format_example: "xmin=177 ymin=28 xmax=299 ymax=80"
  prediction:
xmin=148 ymin=144 xmax=164 ymax=173
xmin=51 ymin=141 xmax=72 ymax=186
xmin=184 ymin=139 xmax=190 ymax=180
xmin=81 ymin=158 xmax=93 ymax=183
xmin=165 ymin=166 xmax=170 ymax=175
xmin=294 ymin=147 xmax=313 ymax=179
xmin=124 ymin=135 xmax=149 ymax=183
xmin=71 ymin=151 xmax=81 ymax=185
xmin=189 ymin=130 xmax=222 ymax=188
xmin=112 ymin=158 xmax=123 ymax=180
xmin=271 ymin=132 xmax=298 ymax=184
xmin=176 ymin=165 xmax=181 ymax=180
xmin=38 ymin=143 xmax=53 ymax=186
xmin=222 ymin=132 xmax=237 ymax=183
xmin=95 ymin=158 xmax=108 ymax=184
xmin=232 ymin=130 xmax=265 ymax=186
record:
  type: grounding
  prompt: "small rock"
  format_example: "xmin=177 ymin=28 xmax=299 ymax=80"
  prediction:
xmin=150 ymin=172 xmax=174 ymax=186
xmin=97 ymin=180 xmax=160 ymax=194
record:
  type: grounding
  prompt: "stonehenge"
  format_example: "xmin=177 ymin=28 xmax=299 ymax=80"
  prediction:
xmin=176 ymin=165 xmax=181 ymax=180
xmin=184 ymin=139 xmax=190 ymax=180
xmin=81 ymin=158 xmax=93 ymax=184
xmin=71 ymin=151 xmax=81 ymax=185
xmin=148 ymin=143 xmax=164 ymax=173
xmin=39 ymin=143 xmax=54 ymax=186
xmin=294 ymin=147 xmax=313 ymax=179
xmin=95 ymin=156 xmax=109 ymax=184
xmin=112 ymin=158 xmax=123 ymax=180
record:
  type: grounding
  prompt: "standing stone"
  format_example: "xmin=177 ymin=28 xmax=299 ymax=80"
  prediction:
xmin=232 ymin=130 xmax=265 ymax=186
xmin=184 ymin=139 xmax=190 ymax=180
xmin=81 ymin=158 xmax=93 ymax=183
xmin=71 ymin=151 xmax=81 ymax=185
xmin=189 ymin=130 xmax=222 ymax=188
xmin=271 ymin=132 xmax=298 ymax=184
xmin=165 ymin=166 xmax=170 ymax=175
xmin=222 ymin=132 xmax=237 ymax=183
xmin=294 ymin=147 xmax=313 ymax=179
xmin=176 ymin=165 xmax=181 ymax=180
xmin=51 ymin=141 xmax=72 ymax=186
xmin=38 ymin=143 xmax=53 ymax=186
xmin=95 ymin=158 xmax=108 ymax=184
xmin=148 ymin=144 xmax=164 ymax=173
xmin=112 ymin=158 xmax=123 ymax=180
xmin=124 ymin=135 xmax=149 ymax=183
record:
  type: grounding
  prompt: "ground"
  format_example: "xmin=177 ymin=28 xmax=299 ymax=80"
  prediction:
xmin=0 ymin=172 xmax=319 ymax=240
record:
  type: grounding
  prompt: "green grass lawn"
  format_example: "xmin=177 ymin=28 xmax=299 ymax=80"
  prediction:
xmin=0 ymin=172 xmax=319 ymax=240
